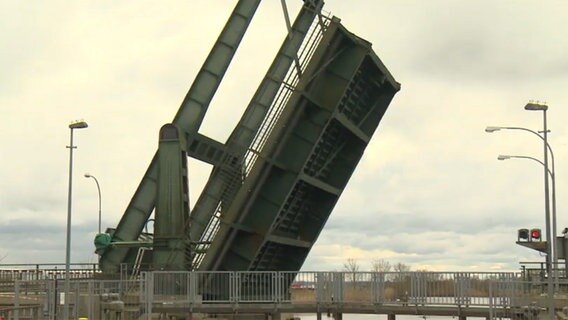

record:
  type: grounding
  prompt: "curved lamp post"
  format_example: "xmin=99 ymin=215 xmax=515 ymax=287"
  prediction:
xmin=65 ymin=120 xmax=88 ymax=320
xmin=487 ymin=101 xmax=555 ymax=319
xmin=496 ymin=153 xmax=556 ymax=317
xmin=497 ymin=155 xmax=552 ymax=176
xmin=486 ymin=123 xmax=557 ymax=276
xmin=84 ymin=173 xmax=102 ymax=234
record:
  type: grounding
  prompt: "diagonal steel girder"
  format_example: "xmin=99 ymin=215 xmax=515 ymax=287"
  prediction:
xmin=100 ymin=0 xmax=262 ymax=273
xmin=189 ymin=0 xmax=325 ymax=254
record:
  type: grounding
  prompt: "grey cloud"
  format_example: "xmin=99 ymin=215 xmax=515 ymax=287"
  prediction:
xmin=325 ymin=210 xmax=532 ymax=236
xmin=0 ymin=219 xmax=96 ymax=235
xmin=347 ymin=1 xmax=568 ymax=85
xmin=0 ymin=219 xmax=99 ymax=263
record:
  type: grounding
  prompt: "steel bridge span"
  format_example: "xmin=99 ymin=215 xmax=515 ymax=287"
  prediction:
xmin=97 ymin=0 xmax=401 ymax=276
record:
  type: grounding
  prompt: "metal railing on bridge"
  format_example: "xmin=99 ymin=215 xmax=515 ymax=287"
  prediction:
xmin=144 ymin=271 xmax=518 ymax=306
xmin=4 ymin=270 xmax=568 ymax=320
xmin=0 ymin=263 xmax=99 ymax=282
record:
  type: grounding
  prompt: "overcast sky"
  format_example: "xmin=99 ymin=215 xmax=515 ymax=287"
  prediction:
xmin=1 ymin=1 xmax=568 ymax=272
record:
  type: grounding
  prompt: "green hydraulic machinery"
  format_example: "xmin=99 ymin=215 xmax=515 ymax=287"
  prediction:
xmin=97 ymin=0 xmax=400 ymax=274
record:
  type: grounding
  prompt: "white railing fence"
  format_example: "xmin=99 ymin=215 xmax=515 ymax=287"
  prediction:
xmin=5 ymin=271 xmax=568 ymax=320
xmin=143 ymin=271 xmax=519 ymax=306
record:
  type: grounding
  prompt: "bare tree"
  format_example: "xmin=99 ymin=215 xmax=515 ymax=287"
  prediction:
xmin=343 ymin=258 xmax=360 ymax=283
xmin=371 ymin=259 xmax=392 ymax=272
xmin=393 ymin=262 xmax=411 ymax=283
xmin=343 ymin=258 xmax=359 ymax=272
xmin=393 ymin=262 xmax=411 ymax=273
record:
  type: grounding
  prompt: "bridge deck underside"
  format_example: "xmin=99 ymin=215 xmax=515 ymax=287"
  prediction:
xmin=199 ymin=20 xmax=400 ymax=272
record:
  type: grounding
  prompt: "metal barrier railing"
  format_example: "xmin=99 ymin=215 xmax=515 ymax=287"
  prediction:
xmin=0 ymin=305 xmax=43 ymax=320
xmin=487 ymin=279 xmax=568 ymax=320
xmin=0 ymin=263 xmax=99 ymax=282
xmin=13 ymin=271 xmax=568 ymax=320
xmin=144 ymin=271 xmax=519 ymax=306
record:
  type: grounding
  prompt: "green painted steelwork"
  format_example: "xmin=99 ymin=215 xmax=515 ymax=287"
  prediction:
xmin=94 ymin=233 xmax=111 ymax=254
xmin=189 ymin=0 xmax=326 ymax=269
xmin=99 ymin=0 xmax=262 ymax=273
xmin=99 ymin=1 xmax=400 ymax=275
xmin=198 ymin=18 xmax=400 ymax=272
xmin=153 ymin=124 xmax=190 ymax=271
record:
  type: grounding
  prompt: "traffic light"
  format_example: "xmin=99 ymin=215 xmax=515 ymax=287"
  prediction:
xmin=530 ymin=228 xmax=542 ymax=241
xmin=518 ymin=228 xmax=530 ymax=241
xmin=516 ymin=227 xmax=546 ymax=254
xmin=517 ymin=228 xmax=542 ymax=242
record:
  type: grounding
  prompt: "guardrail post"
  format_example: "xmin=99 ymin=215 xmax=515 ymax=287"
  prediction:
xmin=410 ymin=272 xmax=426 ymax=305
xmin=43 ymin=280 xmax=50 ymax=320
xmin=372 ymin=272 xmax=385 ymax=304
xmin=499 ymin=274 xmax=511 ymax=307
xmin=14 ymin=279 xmax=20 ymax=320
xmin=454 ymin=272 xmax=471 ymax=307
xmin=139 ymin=273 xmax=144 ymax=310
xmin=333 ymin=272 xmax=343 ymax=303
xmin=87 ymin=280 xmax=94 ymax=320
xmin=146 ymin=272 xmax=153 ymax=319
xmin=273 ymin=271 xmax=279 ymax=303
xmin=315 ymin=272 xmax=324 ymax=303
xmin=189 ymin=272 xmax=196 ymax=304
xmin=233 ymin=272 xmax=240 ymax=304
xmin=488 ymin=280 xmax=494 ymax=320
xmin=74 ymin=281 xmax=80 ymax=319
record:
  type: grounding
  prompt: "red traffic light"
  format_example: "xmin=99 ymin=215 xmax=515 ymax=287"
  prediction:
xmin=530 ymin=228 xmax=542 ymax=241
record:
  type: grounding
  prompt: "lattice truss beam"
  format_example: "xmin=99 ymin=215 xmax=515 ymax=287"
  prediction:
xmin=99 ymin=0 xmax=400 ymax=274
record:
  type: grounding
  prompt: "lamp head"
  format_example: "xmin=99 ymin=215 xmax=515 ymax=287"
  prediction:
xmin=84 ymin=173 xmax=92 ymax=178
xmin=69 ymin=120 xmax=88 ymax=129
xmin=524 ymin=101 xmax=548 ymax=111
xmin=497 ymin=155 xmax=511 ymax=161
xmin=485 ymin=126 xmax=501 ymax=133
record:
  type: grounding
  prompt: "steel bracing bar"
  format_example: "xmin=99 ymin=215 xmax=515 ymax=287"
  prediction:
xmin=100 ymin=0 xmax=262 ymax=273
xmin=188 ymin=0 xmax=325 ymax=253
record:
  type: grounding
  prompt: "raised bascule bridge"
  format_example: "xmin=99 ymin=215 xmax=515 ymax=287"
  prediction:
xmin=96 ymin=0 xmax=400 ymax=276
xmin=2 ymin=1 xmax=563 ymax=320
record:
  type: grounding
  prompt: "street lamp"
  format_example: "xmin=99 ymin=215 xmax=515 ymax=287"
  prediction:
xmin=487 ymin=101 xmax=555 ymax=319
xmin=486 ymin=123 xmax=557 ymax=276
xmin=84 ymin=173 xmax=102 ymax=234
xmin=525 ymin=103 xmax=556 ymax=308
xmin=64 ymin=120 xmax=88 ymax=320
xmin=498 ymin=155 xmax=553 ymax=176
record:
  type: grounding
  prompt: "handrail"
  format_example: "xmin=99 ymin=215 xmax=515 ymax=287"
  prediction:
xmin=3 ymin=271 xmax=561 ymax=320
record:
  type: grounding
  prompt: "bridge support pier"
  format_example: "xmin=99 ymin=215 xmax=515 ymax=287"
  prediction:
xmin=387 ymin=314 xmax=396 ymax=320
xmin=316 ymin=312 xmax=322 ymax=320
xmin=333 ymin=313 xmax=343 ymax=320
xmin=458 ymin=316 xmax=466 ymax=320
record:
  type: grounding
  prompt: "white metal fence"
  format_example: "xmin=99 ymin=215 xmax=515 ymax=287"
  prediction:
xmin=144 ymin=271 xmax=518 ymax=305
xmin=3 ymin=271 xmax=567 ymax=320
